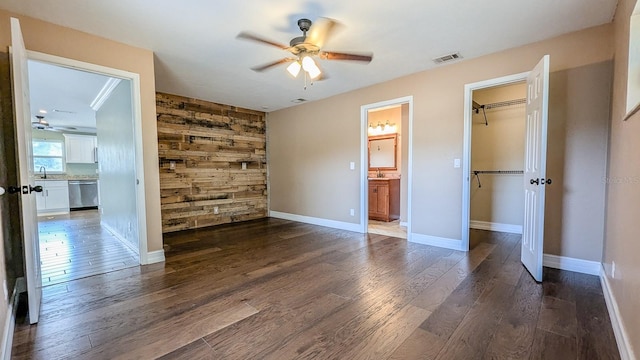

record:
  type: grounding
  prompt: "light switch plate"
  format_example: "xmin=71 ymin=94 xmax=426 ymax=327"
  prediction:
xmin=454 ymin=158 xmax=461 ymax=168
xmin=349 ymin=162 xmax=355 ymax=170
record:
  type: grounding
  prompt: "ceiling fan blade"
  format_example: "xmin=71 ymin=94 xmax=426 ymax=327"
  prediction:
xmin=319 ymin=51 xmax=373 ymax=63
xmin=251 ymin=58 xmax=295 ymax=72
xmin=307 ymin=17 xmax=340 ymax=48
xmin=237 ymin=32 xmax=289 ymax=50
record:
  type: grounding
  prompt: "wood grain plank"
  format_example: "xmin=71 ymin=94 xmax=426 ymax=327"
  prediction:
xmin=529 ymin=328 xmax=577 ymax=360
xmin=482 ymin=269 xmax=543 ymax=359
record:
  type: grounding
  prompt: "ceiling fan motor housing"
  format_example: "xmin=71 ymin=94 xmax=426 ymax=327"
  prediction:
xmin=297 ymin=18 xmax=312 ymax=32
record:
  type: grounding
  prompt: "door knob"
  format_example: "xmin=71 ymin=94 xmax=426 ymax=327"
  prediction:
xmin=542 ymin=178 xmax=552 ymax=185
xmin=530 ymin=178 xmax=539 ymax=185
xmin=29 ymin=185 xmax=43 ymax=193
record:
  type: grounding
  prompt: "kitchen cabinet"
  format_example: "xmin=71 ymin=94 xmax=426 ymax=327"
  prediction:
xmin=63 ymin=134 xmax=97 ymax=164
xmin=368 ymin=179 xmax=400 ymax=222
xmin=35 ymin=180 xmax=70 ymax=215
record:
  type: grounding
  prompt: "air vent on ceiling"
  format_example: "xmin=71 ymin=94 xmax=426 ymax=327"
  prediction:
xmin=432 ymin=52 xmax=462 ymax=64
xmin=291 ymin=98 xmax=307 ymax=103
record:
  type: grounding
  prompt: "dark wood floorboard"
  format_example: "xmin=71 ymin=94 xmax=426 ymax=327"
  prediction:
xmin=12 ymin=220 xmax=620 ymax=359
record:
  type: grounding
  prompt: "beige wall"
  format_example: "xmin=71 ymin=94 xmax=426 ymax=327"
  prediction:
xmin=544 ymin=62 xmax=611 ymax=261
xmin=268 ymin=24 xmax=613 ymax=259
xmin=605 ymin=0 xmax=640 ymax=354
xmin=0 ymin=11 xmax=164 ymax=253
xmin=470 ymin=83 xmax=526 ymax=226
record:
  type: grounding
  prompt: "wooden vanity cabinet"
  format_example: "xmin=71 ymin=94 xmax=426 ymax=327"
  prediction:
xmin=368 ymin=179 xmax=400 ymax=222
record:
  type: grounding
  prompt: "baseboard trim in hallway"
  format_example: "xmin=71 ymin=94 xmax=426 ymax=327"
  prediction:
xmin=601 ymin=267 xmax=635 ymax=360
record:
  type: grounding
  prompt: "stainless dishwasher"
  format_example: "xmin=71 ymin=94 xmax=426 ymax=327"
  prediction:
xmin=68 ymin=180 xmax=99 ymax=210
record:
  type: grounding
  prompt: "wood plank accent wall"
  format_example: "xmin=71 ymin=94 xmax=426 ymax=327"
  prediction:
xmin=156 ymin=93 xmax=267 ymax=233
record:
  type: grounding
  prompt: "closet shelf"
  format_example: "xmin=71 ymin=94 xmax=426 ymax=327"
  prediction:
xmin=472 ymin=170 xmax=523 ymax=188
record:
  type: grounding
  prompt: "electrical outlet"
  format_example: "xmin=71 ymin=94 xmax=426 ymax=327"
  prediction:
xmin=612 ymin=261 xmax=616 ymax=279
xmin=214 ymin=206 xmax=219 ymax=215
xmin=241 ymin=162 xmax=247 ymax=170
xmin=350 ymin=208 xmax=355 ymax=216
xmin=169 ymin=161 xmax=176 ymax=170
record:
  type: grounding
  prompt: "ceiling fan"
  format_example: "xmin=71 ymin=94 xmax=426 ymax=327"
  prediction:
xmin=31 ymin=115 xmax=91 ymax=133
xmin=32 ymin=115 xmax=59 ymax=131
xmin=237 ymin=17 xmax=373 ymax=82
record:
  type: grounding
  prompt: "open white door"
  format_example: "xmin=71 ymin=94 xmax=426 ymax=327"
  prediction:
xmin=521 ymin=55 xmax=550 ymax=282
xmin=10 ymin=17 xmax=42 ymax=324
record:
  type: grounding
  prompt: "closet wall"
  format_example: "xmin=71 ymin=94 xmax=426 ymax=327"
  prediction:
xmin=470 ymin=83 xmax=526 ymax=230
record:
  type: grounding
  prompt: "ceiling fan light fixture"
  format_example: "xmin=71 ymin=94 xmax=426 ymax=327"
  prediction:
xmin=286 ymin=61 xmax=301 ymax=77
xmin=302 ymin=56 xmax=321 ymax=80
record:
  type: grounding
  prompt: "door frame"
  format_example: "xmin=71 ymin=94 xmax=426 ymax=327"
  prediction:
xmin=360 ymin=96 xmax=413 ymax=239
xmin=461 ymin=72 xmax=529 ymax=251
xmin=26 ymin=50 xmax=150 ymax=264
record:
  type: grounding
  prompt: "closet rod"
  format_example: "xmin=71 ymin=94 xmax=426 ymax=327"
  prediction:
xmin=472 ymin=170 xmax=523 ymax=188
xmin=473 ymin=170 xmax=523 ymax=175
xmin=483 ymin=98 xmax=526 ymax=110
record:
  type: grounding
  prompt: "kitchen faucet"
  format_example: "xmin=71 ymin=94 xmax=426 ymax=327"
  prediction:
xmin=39 ymin=166 xmax=47 ymax=179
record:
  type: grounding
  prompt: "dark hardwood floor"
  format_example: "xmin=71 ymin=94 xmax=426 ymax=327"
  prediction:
xmin=12 ymin=218 xmax=620 ymax=359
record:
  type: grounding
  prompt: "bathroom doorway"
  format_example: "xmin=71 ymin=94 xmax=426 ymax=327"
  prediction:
xmin=360 ymin=97 xmax=413 ymax=239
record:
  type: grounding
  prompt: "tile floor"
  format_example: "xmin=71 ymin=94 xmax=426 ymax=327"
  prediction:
xmin=38 ymin=209 xmax=139 ymax=286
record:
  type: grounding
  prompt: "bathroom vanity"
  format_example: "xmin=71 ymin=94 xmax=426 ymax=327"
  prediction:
xmin=368 ymin=178 xmax=400 ymax=222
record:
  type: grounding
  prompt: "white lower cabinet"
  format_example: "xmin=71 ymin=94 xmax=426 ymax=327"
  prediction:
xmin=35 ymin=180 xmax=70 ymax=215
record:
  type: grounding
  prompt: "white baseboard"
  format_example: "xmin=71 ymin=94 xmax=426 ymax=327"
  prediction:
xmin=145 ymin=250 xmax=165 ymax=264
xmin=37 ymin=209 xmax=70 ymax=217
xmin=2 ymin=278 xmax=24 ymax=360
xmin=409 ymin=233 xmax=464 ymax=251
xmin=600 ymin=267 xmax=635 ymax=360
xmin=542 ymin=254 xmax=601 ymax=275
xmin=269 ymin=210 xmax=362 ymax=233
xmin=470 ymin=220 xmax=522 ymax=234
xmin=101 ymin=222 xmax=139 ymax=255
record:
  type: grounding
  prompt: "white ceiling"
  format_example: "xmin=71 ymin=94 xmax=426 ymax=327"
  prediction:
xmin=3 ymin=0 xmax=618 ymax=112
xmin=28 ymin=60 xmax=112 ymax=133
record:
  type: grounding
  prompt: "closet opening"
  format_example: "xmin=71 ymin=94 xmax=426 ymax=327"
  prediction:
xmin=462 ymin=58 xmax=550 ymax=281
xmin=468 ymin=81 xmax=527 ymax=247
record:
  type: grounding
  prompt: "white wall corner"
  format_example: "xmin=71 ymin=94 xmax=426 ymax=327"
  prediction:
xmin=145 ymin=250 xmax=166 ymax=264
xmin=469 ymin=220 xmax=523 ymax=234
xmin=409 ymin=233 xmax=464 ymax=251
xmin=542 ymin=254 xmax=601 ymax=275
xmin=600 ymin=267 xmax=636 ymax=360
xmin=2 ymin=279 xmax=24 ymax=360
xmin=269 ymin=210 xmax=363 ymax=233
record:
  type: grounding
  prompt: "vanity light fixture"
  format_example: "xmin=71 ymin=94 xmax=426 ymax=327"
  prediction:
xmin=368 ymin=120 xmax=397 ymax=135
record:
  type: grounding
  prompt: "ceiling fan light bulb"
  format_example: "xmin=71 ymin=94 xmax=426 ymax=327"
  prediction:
xmin=301 ymin=56 xmax=315 ymax=71
xmin=286 ymin=61 xmax=301 ymax=77
xmin=307 ymin=67 xmax=322 ymax=80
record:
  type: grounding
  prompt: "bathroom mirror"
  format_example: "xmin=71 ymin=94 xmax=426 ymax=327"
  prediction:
xmin=368 ymin=134 xmax=397 ymax=170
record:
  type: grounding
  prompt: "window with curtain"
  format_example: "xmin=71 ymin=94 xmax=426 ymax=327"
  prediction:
xmin=33 ymin=139 xmax=65 ymax=173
